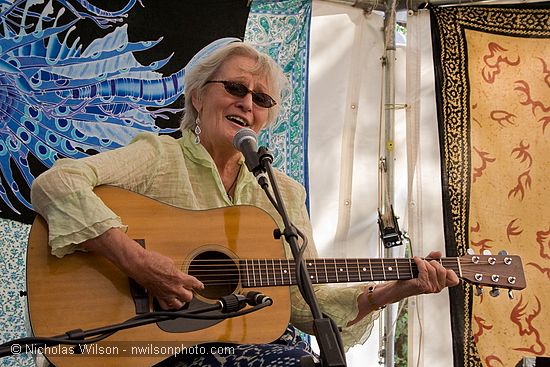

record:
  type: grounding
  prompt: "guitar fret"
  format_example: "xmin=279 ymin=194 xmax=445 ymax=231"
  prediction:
xmin=335 ymin=259 xmax=347 ymax=282
xmin=288 ymin=260 xmax=293 ymax=284
xmin=324 ymin=259 xmax=335 ymax=283
xmin=368 ymin=258 xmax=374 ymax=280
xmin=249 ymin=260 xmax=256 ymax=286
xmin=259 ymin=259 xmax=264 ymax=286
xmin=378 ymin=258 xmax=399 ymax=280
xmin=258 ymin=259 xmax=263 ymax=286
xmin=357 ymin=260 xmax=368 ymax=281
xmin=395 ymin=258 xmax=399 ymax=280
xmin=264 ymin=259 xmax=270 ymax=286
xmin=323 ymin=259 xmax=329 ymax=283
xmin=278 ymin=259 xmax=283 ymax=285
xmin=357 ymin=259 xmax=362 ymax=282
xmin=319 ymin=260 xmax=324 ymax=283
xmin=286 ymin=259 xmax=291 ymax=285
xmin=253 ymin=259 xmax=257 ymax=287
xmin=345 ymin=259 xmax=350 ymax=282
xmin=317 ymin=259 xmax=328 ymax=284
xmin=408 ymin=259 xmax=413 ymax=278
xmin=309 ymin=260 xmax=316 ymax=283
xmin=253 ymin=259 xmax=258 ymax=287
xmin=272 ymin=259 xmax=276 ymax=286
xmin=306 ymin=260 xmax=315 ymax=283
xmin=390 ymin=258 xmax=398 ymax=280
xmin=265 ymin=259 xmax=269 ymax=286
xmin=334 ymin=259 xmax=339 ymax=282
xmin=264 ymin=259 xmax=269 ymax=285
xmin=456 ymin=257 xmax=463 ymax=278
xmin=244 ymin=259 xmax=249 ymax=287
xmin=347 ymin=259 xmax=359 ymax=282
xmin=313 ymin=260 xmax=319 ymax=283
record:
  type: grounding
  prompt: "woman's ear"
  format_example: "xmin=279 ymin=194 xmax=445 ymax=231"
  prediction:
xmin=191 ymin=90 xmax=202 ymax=113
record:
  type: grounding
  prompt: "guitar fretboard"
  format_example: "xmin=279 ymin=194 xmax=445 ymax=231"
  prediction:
xmin=239 ymin=258 xmax=460 ymax=288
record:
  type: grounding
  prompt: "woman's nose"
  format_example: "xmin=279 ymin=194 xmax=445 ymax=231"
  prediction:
xmin=236 ymin=92 xmax=253 ymax=111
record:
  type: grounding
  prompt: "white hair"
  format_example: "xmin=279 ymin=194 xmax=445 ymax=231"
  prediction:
xmin=180 ymin=42 xmax=288 ymax=131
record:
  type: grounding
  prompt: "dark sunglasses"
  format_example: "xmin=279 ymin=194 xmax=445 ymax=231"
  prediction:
xmin=204 ymin=80 xmax=277 ymax=108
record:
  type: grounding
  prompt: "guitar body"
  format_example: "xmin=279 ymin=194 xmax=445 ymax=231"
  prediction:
xmin=26 ymin=186 xmax=291 ymax=367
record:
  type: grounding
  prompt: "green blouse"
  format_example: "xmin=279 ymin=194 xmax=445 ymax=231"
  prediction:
xmin=31 ymin=129 xmax=378 ymax=350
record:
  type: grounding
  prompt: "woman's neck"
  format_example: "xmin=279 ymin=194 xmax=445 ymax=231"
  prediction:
xmin=207 ymin=148 xmax=242 ymax=196
xmin=218 ymin=160 xmax=241 ymax=198
xmin=199 ymin=135 xmax=242 ymax=195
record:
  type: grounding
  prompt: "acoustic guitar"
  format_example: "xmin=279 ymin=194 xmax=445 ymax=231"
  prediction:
xmin=26 ymin=186 xmax=526 ymax=367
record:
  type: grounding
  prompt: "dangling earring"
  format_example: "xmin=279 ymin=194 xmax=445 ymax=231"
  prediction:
xmin=193 ymin=116 xmax=202 ymax=144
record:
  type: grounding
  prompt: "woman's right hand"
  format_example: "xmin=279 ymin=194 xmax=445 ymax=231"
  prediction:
xmin=81 ymin=228 xmax=204 ymax=310
xmin=130 ymin=249 xmax=204 ymax=310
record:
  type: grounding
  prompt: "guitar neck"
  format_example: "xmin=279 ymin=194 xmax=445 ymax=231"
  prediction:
xmin=239 ymin=257 xmax=459 ymax=287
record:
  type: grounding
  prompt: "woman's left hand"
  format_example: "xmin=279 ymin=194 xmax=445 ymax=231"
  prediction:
xmin=405 ymin=251 xmax=461 ymax=295
xmin=349 ymin=251 xmax=460 ymax=326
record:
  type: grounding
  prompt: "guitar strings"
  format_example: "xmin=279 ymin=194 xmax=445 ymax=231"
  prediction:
xmin=166 ymin=258 xmax=514 ymax=288
xmin=173 ymin=258 xmax=465 ymax=266
xmin=173 ymin=259 xmax=507 ymax=274
xmin=183 ymin=271 xmax=511 ymax=287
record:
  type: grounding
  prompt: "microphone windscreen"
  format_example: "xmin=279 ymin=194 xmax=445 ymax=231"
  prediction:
xmin=232 ymin=128 xmax=257 ymax=151
xmin=233 ymin=128 xmax=260 ymax=173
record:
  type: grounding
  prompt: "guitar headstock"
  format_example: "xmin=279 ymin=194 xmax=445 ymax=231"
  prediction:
xmin=459 ymin=251 xmax=526 ymax=297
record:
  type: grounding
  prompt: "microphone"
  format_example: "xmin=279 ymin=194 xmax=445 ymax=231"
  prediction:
xmin=232 ymin=128 xmax=261 ymax=174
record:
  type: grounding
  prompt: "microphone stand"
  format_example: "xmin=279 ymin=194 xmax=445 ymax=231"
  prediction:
xmin=0 ymin=294 xmax=271 ymax=358
xmin=256 ymin=147 xmax=346 ymax=367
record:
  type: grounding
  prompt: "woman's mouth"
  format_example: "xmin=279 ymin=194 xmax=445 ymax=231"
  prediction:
xmin=226 ymin=115 xmax=250 ymax=128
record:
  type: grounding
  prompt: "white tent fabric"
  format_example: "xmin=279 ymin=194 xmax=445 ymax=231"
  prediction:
xmin=308 ymin=2 xmax=452 ymax=366
xmin=405 ymin=10 xmax=454 ymax=367
xmin=308 ymin=4 xmax=388 ymax=364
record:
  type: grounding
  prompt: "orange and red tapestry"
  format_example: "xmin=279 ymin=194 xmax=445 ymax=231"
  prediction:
xmin=431 ymin=4 xmax=550 ymax=367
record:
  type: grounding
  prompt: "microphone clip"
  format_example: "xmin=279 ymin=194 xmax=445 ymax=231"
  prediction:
xmin=377 ymin=205 xmax=403 ymax=248
xmin=257 ymin=146 xmax=273 ymax=167
xmin=253 ymin=146 xmax=272 ymax=188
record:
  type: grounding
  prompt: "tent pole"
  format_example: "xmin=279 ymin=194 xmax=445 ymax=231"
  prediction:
xmin=317 ymin=0 xmax=387 ymax=11
xmin=382 ymin=0 xmax=398 ymax=366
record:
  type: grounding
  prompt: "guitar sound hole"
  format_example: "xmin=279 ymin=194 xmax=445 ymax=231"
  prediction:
xmin=188 ymin=250 xmax=239 ymax=300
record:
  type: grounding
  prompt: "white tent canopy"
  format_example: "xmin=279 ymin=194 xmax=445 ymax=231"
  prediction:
xmin=308 ymin=2 xmax=452 ymax=365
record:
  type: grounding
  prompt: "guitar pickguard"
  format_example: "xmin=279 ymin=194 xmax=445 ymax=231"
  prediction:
xmin=155 ymin=298 xmax=223 ymax=333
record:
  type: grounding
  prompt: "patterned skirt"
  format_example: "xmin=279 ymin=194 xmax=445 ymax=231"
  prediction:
xmin=153 ymin=325 xmax=316 ymax=367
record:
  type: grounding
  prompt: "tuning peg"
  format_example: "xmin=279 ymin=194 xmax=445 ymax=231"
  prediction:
xmin=467 ymin=248 xmax=475 ymax=255
xmin=489 ymin=287 xmax=500 ymax=297
xmin=508 ymin=289 xmax=514 ymax=300
xmin=483 ymin=249 xmax=492 ymax=255
xmin=475 ymin=285 xmax=483 ymax=296
xmin=498 ymin=250 xmax=508 ymax=256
